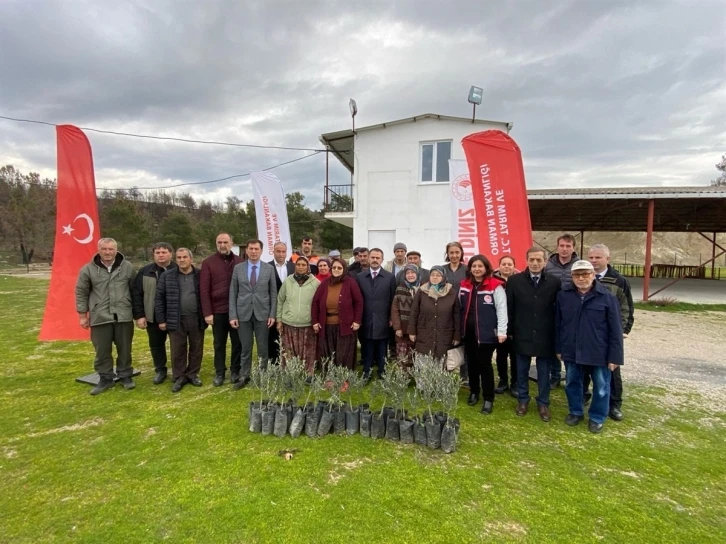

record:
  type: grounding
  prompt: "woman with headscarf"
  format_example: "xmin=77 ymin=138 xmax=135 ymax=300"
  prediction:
xmin=316 ymin=257 xmax=331 ymax=282
xmin=458 ymin=254 xmax=508 ymax=414
xmin=276 ymin=256 xmax=320 ymax=375
xmin=311 ymin=258 xmax=363 ymax=370
xmin=493 ymin=255 xmax=519 ymax=396
xmin=390 ymin=264 xmax=421 ymax=369
xmin=408 ymin=265 xmax=461 ymax=362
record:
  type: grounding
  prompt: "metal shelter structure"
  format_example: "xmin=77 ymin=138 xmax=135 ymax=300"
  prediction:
xmin=527 ymin=186 xmax=726 ymax=300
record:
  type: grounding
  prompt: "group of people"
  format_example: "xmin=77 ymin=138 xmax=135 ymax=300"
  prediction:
xmin=75 ymin=232 xmax=633 ymax=433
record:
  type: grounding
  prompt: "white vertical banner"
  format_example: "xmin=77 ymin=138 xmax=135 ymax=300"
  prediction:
xmin=449 ymin=159 xmax=479 ymax=261
xmin=250 ymin=171 xmax=292 ymax=262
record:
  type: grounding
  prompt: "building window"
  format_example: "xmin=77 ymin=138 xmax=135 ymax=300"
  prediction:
xmin=420 ymin=140 xmax=452 ymax=183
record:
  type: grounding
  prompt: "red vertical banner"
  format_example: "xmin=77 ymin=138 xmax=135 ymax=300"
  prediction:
xmin=461 ymin=130 xmax=533 ymax=266
xmin=39 ymin=126 xmax=100 ymax=341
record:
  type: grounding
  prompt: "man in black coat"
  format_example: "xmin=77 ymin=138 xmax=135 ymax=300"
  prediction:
xmin=268 ymin=241 xmax=295 ymax=364
xmin=506 ymin=247 xmax=561 ymax=422
xmin=356 ymin=248 xmax=396 ymax=383
xmin=155 ymin=248 xmax=207 ymax=393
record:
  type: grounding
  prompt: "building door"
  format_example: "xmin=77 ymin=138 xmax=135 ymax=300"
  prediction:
xmin=368 ymin=230 xmax=396 ymax=255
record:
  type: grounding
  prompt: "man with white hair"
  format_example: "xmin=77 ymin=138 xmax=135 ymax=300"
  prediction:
xmin=586 ymin=243 xmax=634 ymax=421
xmin=555 ymin=260 xmax=624 ymax=433
xmin=75 ymin=237 xmax=137 ymax=395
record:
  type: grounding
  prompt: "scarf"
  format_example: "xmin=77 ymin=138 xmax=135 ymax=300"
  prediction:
xmin=428 ymin=265 xmax=449 ymax=295
xmin=294 ymin=273 xmax=310 ymax=285
xmin=401 ymin=263 xmax=421 ymax=292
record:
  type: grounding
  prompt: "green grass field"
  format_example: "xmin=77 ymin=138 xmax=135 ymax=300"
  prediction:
xmin=1 ymin=276 xmax=725 ymax=543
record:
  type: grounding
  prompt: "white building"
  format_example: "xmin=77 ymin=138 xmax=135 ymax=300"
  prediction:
xmin=320 ymin=113 xmax=512 ymax=268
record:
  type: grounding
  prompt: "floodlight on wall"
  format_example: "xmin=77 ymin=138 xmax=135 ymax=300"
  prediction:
xmin=349 ymin=98 xmax=358 ymax=131
xmin=468 ymin=86 xmax=483 ymax=122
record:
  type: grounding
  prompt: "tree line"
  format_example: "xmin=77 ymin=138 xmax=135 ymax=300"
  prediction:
xmin=0 ymin=165 xmax=352 ymax=265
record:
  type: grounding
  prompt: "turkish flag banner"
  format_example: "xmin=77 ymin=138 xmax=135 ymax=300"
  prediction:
xmin=461 ymin=130 xmax=533 ymax=266
xmin=39 ymin=126 xmax=100 ymax=341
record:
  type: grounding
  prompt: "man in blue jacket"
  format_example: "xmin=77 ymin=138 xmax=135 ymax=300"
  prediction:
xmin=555 ymin=260 xmax=624 ymax=433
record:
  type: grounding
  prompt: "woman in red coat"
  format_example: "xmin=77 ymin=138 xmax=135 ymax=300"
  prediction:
xmin=311 ymin=258 xmax=364 ymax=370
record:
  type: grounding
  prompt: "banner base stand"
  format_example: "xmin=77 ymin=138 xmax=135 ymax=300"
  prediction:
xmin=76 ymin=371 xmax=141 ymax=386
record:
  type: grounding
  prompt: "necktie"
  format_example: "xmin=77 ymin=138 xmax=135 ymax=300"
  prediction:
xmin=372 ymin=270 xmax=377 ymax=280
xmin=250 ymin=265 xmax=257 ymax=287
xmin=596 ymin=274 xmax=602 ymax=280
xmin=533 ymin=275 xmax=539 ymax=287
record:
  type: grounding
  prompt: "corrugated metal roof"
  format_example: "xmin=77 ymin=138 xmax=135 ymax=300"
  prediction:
xmin=528 ymin=186 xmax=726 ymax=199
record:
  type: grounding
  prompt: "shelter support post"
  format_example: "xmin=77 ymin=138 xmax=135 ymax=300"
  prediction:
xmin=643 ymin=199 xmax=655 ymax=301
xmin=713 ymin=232 xmax=717 ymax=279
xmin=579 ymin=230 xmax=585 ymax=256
xmin=324 ymin=148 xmax=329 ymax=210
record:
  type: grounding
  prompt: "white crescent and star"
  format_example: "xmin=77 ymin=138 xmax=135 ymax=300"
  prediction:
xmin=62 ymin=213 xmax=95 ymax=244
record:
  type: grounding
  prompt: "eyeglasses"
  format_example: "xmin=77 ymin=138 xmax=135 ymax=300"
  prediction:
xmin=331 ymin=266 xmax=344 ymax=271
xmin=572 ymin=272 xmax=593 ymax=278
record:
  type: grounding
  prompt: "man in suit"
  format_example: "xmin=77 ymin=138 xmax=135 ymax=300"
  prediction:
xmin=356 ymin=247 xmax=397 ymax=383
xmin=268 ymin=241 xmax=295 ymax=364
xmin=229 ymin=239 xmax=277 ymax=389
xmin=506 ymin=247 xmax=561 ymax=422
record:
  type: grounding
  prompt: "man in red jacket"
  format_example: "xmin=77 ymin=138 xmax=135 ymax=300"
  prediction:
xmin=200 ymin=233 xmax=243 ymax=386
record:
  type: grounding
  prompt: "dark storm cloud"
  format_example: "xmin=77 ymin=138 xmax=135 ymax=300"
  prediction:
xmin=0 ymin=0 xmax=724 ymax=206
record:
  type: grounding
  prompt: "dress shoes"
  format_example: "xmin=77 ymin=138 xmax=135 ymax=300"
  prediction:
xmin=232 ymin=377 xmax=251 ymax=391
xmin=481 ymin=400 xmax=493 ymax=414
xmin=565 ymin=414 xmax=584 ymax=426
xmin=189 ymin=376 xmax=202 ymax=387
xmin=171 ymin=377 xmax=186 ymax=393
xmin=230 ymin=372 xmax=240 ymax=384
xmin=494 ymin=380 xmax=509 ymax=394
xmin=121 ymin=377 xmax=136 ymax=390
xmin=90 ymin=378 xmax=115 ymax=396
xmin=152 ymin=370 xmax=167 ymax=385
xmin=538 ymin=404 xmax=551 ymax=422
xmin=515 ymin=402 xmax=528 ymax=417
xmin=213 ymin=374 xmax=225 ymax=387
xmin=509 ymin=384 xmax=518 ymax=398
xmin=588 ymin=420 xmax=604 ymax=434
xmin=467 ymin=393 xmax=479 ymax=406
xmin=609 ymin=408 xmax=624 ymax=421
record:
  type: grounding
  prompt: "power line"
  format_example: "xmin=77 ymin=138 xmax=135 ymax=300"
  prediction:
xmin=0 ymin=114 xmax=328 ymax=152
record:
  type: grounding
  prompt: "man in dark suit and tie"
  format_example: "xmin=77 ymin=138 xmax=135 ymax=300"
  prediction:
xmin=229 ymin=239 xmax=277 ymax=389
xmin=356 ymin=248 xmax=397 ymax=383
xmin=268 ymin=241 xmax=295 ymax=364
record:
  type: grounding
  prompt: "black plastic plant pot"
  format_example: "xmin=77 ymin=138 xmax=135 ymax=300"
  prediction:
xmin=273 ymin=406 xmax=290 ymax=438
xmin=385 ymin=418 xmax=400 ymax=441
xmin=333 ymin=409 xmax=346 ymax=434
xmin=315 ymin=401 xmax=329 ymax=424
xmin=414 ymin=420 xmax=427 ymax=445
xmin=248 ymin=401 xmax=260 ymax=422
xmin=249 ymin=407 xmax=263 ymax=433
xmin=304 ymin=405 xmax=319 ymax=438
xmin=382 ymin=406 xmax=395 ymax=428
xmin=441 ymin=421 xmax=457 ymax=453
xmin=425 ymin=419 xmax=442 ymax=449
xmin=289 ymin=407 xmax=306 ymax=438
xmin=360 ymin=409 xmax=372 ymax=438
xmin=370 ymin=414 xmax=385 ymax=439
xmin=345 ymin=406 xmax=360 ymax=435
xmin=261 ymin=406 xmax=276 ymax=436
xmin=317 ymin=409 xmax=335 ymax=437
xmin=399 ymin=418 xmax=414 ymax=444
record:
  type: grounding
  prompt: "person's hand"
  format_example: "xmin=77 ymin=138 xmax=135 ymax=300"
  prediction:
xmin=135 ymin=318 xmax=147 ymax=329
xmin=409 ymin=335 xmax=416 ymax=343
xmin=267 ymin=318 xmax=275 ymax=328
xmin=313 ymin=323 xmax=321 ymax=333
xmin=608 ymin=363 xmax=618 ymax=371
xmin=158 ymin=323 xmax=167 ymax=331
xmin=230 ymin=319 xmax=239 ymax=329
xmin=497 ymin=335 xmax=507 ymax=343
xmin=395 ymin=330 xmax=403 ymax=338
xmin=623 ymin=333 xmax=629 ymax=339
xmin=204 ymin=315 xmax=214 ymax=326
xmin=79 ymin=313 xmax=90 ymax=330
xmin=277 ymin=322 xmax=283 ymax=333
xmin=351 ymin=322 xmax=360 ymax=331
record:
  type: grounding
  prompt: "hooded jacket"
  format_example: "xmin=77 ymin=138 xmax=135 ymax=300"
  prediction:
xmin=75 ymin=253 xmax=136 ymax=326
xmin=276 ymin=275 xmax=320 ymax=328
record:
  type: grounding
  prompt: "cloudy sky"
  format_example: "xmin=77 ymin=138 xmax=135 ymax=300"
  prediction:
xmin=1 ymin=0 xmax=724 ymax=208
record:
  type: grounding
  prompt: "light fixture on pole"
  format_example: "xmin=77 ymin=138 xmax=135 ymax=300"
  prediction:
xmin=349 ymin=98 xmax=358 ymax=131
xmin=468 ymin=86 xmax=483 ymax=122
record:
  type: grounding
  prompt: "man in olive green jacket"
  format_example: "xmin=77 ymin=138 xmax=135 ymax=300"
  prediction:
xmin=75 ymin=238 xmax=136 ymax=395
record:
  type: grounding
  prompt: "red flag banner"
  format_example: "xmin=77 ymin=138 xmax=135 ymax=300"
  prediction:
xmin=39 ymin=126 xmax=100 ymax=341
xmin=461 ymin=130 xmax=533 ymax=266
